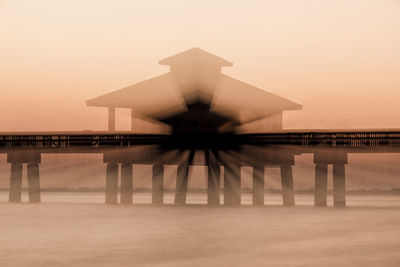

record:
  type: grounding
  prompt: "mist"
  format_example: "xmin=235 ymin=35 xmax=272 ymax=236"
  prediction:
xmin=1 ymin=0 xmax=400 ymax=266
xmin=0 ymin=0 xmax=400 ymax=131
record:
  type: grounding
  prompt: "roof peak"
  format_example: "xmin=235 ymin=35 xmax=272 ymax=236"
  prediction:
xmin=158 ymin=47 xmax=233 ymax=67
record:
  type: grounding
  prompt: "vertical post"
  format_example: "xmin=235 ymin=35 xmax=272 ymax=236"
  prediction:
xmin=175 ymin=150 xmax=195 ymax=205
xmin=253 ymin=165 xmax=265 ymax=206
xmin=120 ymin=163 xmax=133 ymax=205
xmin=207 ymin=164 xmax=220 ymax=206
xmin=27 ymin=163 xmax=41 ymax=203
xmin=152 ymin=164 xmax=164 ymax=205
xmin=108 ymin=107 xmax=115 ymax=131
xmin=314 ymin=163 xmax=328 ymax=207
xmin=280 ymin=165 xmax=295 ymax=206
xmin=224 ymin=164 xmax=241 ymax=206
xmin=130 ymin=108 xmax=135 ymax=132
xmin=105 ymin=163 xmax=118 ymax=204
xmin=333 ymin=164 xmax=346 ymax=207
xmin=9 ymin=163 xmax=23 ymax=203
xmin=175 ymin=164 xmax=189 ymax=205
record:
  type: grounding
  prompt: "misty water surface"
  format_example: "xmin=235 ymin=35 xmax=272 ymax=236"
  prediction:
xmin=0 ymin=193 xmax=399 ymax=267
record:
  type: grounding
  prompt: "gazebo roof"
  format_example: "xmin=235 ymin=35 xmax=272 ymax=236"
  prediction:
xmin=87 ymin=48 xmax=302 ymax=124
xmin=211 ymin=74 xmax=302 ymax=123
xmin=86 ymin=73 xmax=186 ymax=119
xmin=159 ymin=47 xmax=233 ymax=67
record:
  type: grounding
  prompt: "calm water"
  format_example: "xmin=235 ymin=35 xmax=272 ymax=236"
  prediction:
xmin=0 ymin=193 xmax=399 ymax=266
xmin=1 ymin=191 xmax=400 ymax=207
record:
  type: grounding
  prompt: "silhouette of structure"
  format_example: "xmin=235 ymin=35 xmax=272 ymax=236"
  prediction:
xmin=1 ymin=48 xmax=400 ymax=207
xmin=86 ymin=48 xmax=302 ymax=132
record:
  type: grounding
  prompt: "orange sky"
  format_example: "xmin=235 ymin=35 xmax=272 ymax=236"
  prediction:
xmin=0 ymin=0 xmax=399 ymax=131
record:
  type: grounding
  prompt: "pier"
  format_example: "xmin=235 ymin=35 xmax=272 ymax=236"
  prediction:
xmin=2 ymin=48 xmax=399 ymax=207
xmin=1 ymin=130 xmax=399 ymax=207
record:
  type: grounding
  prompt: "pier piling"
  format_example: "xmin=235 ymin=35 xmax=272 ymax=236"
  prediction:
xmin=207 ymin=163 xmax=220 ymax=206
xmin=152 ymin=164 xmax=164 ymax=205
xmin=253 ymin=165 xmax=265 ymax=206
xmin=224 ymin=164 xmax=241 ymax=206
xmin=314 ymin=163 xmax=328 ymax=207
xmin=27 ymin=164 xmax=41 ymax=203
xmin=281 ymin=165 xmax=295 ymax=206
xmin=333 ymin=164 xmax=346 ymax=207
xmin=9 ymin=163 xmax=23 ymax=203
xmin=105 ymin=163 xmax=118 ymax=204
xmin=121 ymin=163 xmax=133 ymax=205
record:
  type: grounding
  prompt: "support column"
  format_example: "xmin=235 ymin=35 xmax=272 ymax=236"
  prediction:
xmin=280 ymin=165 xmax=295 ymax=206
xmin=27 ymin=163 xmax=41 ymax=203
xmin=314 ymin=163 xmax=328 ymax=207
xmin=120 ymin=163 xmax=133 ymax=205
xmin=130 ymin=108 xmax=135 ymax=132
xmin=9 ymin=163 xmax=22 ymax=203
xmin=253 ymin=165 xmax=265 ymax=206
xmin=333 ymin=164 xmax=346 ymax=207
xmin=152 ymin=164 xmax=164 ymax=205
xmin=224 ymin=164 xmax=241 ymax=206
xmin=175 ymin=164 xmax=189 ymax=205
xmin=105 ymin=163 xmax=118 ymax=204
xmin=207 ymin=164 xmax=220 ymax=206
xmin=108 ymin=107 xmax=115 ymax=131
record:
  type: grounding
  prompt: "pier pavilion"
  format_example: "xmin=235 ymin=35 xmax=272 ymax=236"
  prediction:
xmin=86 ymin=48 xmax=302 ymax=132
xmin=2 ymin=48 xmax=399 ymax=207
xmin=85 ymin=48 xmax=304 ymax=206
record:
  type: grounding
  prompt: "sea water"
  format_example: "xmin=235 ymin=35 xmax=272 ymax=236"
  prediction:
xmin=0 ymin=193 xmax=399 ymax=266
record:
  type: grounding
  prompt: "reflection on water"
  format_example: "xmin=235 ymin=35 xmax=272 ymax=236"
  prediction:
xmin=0 ymin=193 xmax=399 ymax=267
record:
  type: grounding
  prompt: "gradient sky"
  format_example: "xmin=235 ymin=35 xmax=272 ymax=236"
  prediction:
xmin=0 ymin=0 xmax=399 ymax=131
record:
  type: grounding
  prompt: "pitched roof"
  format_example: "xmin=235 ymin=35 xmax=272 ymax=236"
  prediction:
xmin=211 ymin=74 xmax=302 ymax=123
xmin=87 ymin=48 xmax=302 ymax=124
xmin=86 ymin=73 xmax=187 ymax=119
xmin=159 ymin=47 xmax=233 ymax=67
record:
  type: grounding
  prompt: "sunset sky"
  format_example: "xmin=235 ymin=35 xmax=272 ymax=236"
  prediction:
xmin=0 ymin=0 xmax=399 ymax=131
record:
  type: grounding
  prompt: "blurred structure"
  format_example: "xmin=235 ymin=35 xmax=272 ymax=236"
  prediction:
xmin=86 ymin=48 xmax=302 ymax=132
xmin=2 ymin=49 xmax=399 ymax=208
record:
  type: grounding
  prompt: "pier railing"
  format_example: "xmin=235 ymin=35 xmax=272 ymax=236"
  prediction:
xmin=0 ymin=134 xmax=168 ymax=149
xmin=1 ymin=131 xmax=400 ymax=149
xmin=241 ymin=131 xmax=400 ymax=147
